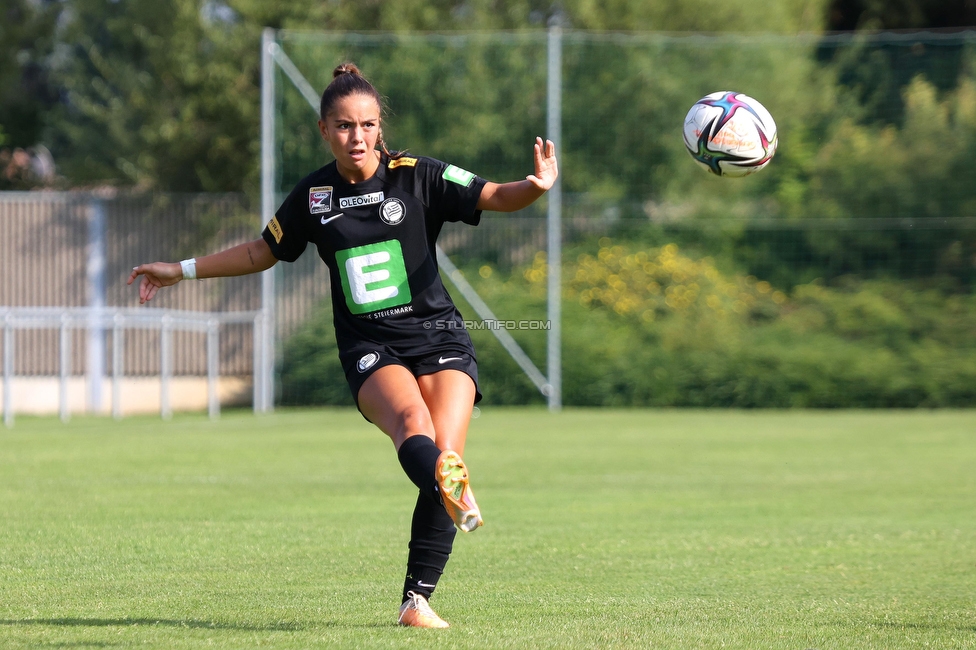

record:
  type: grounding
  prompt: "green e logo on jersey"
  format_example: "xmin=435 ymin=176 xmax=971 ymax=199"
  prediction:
xmin=335 ymin=240 xmax=411 ymax=314
xmin=443 ymin=164 xmax=475 ymax=187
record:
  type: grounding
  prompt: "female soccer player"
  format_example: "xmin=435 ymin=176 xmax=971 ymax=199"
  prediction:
xmin=128 ymin=63 xmax=558 ymax=628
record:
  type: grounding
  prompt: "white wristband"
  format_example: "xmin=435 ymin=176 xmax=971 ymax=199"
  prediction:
xmin=179 ymin=258 xmax=197 ymax=280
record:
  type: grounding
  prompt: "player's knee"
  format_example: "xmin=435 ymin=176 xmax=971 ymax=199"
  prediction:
xmin=398 ymin=403 xmax=434 ymax=439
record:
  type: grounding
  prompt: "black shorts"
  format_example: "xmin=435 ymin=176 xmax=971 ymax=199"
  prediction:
xmin=339 ymin=343 xmax=482 ymax=410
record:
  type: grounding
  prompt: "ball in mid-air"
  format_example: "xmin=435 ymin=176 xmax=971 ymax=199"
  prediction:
xmin=683 ymin=91 xmax=778 ymax=177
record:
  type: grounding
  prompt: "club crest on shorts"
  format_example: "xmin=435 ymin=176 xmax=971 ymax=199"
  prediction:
xmin=379 ymin=198 xmax=406 ymax=225
xmin=357 ymin=351 xmax=380 ymax=373
xmin=308 ymin=186 xmax=333 ymax=214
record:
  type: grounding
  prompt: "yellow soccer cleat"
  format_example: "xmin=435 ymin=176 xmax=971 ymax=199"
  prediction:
xmin=436 ymin=450 xmax=483 ymax=533
xmin=398 ymin=590 xmax=450 ymax=628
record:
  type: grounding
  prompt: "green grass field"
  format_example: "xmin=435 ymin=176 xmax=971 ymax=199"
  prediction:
xmin=1 ymin=409 xmax=974 ymax=649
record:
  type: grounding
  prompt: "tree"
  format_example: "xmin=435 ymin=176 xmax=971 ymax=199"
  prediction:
xmin=818 ymin=0 xmax=976 ymax=129
xmin=826 ymin=0 xmax=976 ymax=30
xmin=0 ymin=0 xmax=61 ymax=188
xmin=0 ymin=0 xmax=59 ymax=149
xmin=39 ymin=0 xmax=831 ymax=192
xmin=47 ymin=0 xmax=262 ymax=191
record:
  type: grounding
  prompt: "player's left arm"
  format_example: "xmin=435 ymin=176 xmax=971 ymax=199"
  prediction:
xmin=477 ymin=137 xmax=557 ymax=213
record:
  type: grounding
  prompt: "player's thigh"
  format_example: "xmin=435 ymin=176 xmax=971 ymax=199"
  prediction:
xmin=358 ymin=364 xmax=435 ymax=450
xmin=417 ymin=369 xmax=476 ymax=456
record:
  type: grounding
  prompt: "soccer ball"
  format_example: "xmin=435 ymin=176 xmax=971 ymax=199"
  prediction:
xmin=682 ymin=91 xmax=778 ymax=177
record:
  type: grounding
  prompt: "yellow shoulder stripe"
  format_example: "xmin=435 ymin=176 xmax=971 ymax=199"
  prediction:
xmin=267 ymin=216 xmax=283 ymax=244
xmin=388 ymin=156 xmax=418 ymax=169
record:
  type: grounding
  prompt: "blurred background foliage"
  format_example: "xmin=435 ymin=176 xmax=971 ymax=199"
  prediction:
xmin=281 ymin=236 xmax=976 ymax=408
xmin=6 ymin=0 xmax=973 ymax=193
xmin=4 ymin=0 xmax=976 ymax=407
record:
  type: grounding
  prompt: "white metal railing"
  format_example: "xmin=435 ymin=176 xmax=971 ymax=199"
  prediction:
xmin=1 ymin=307 xmax=263 ymax=427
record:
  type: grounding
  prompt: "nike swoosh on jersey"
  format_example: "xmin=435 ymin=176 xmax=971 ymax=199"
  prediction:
xmin=438 ymin=356 xmax=464 ymax=364
xmin=320 ymin=212 xmax=344 ymax=225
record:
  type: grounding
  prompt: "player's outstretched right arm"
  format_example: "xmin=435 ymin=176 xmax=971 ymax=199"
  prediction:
xmin=127 ymin=237 xmax=277 ymax=304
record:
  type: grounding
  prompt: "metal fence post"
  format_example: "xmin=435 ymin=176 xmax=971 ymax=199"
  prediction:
xmin=259 ymin=28 xmax=277 ymax=414
xmin=59 ymin=312 xmax=70 ymax=423
xmin=3 ymin=313 xmax=13 ymax=428
xmin=546 ymin=18 xmax=563 ymax=412
xmin=160 ymin=314 xmax=172 ymax=420
xmin=260 ymin=272 xmax=276 ymax=413
xmin=252 ymin=314 xmax=262 ymax=414
xmin=207 ymin=319 xmax=220 ymax=420
xmin=112 ymin=311 xmax=124 ymax=420
xmin=87 ymin=197 xmax=107 ymax=414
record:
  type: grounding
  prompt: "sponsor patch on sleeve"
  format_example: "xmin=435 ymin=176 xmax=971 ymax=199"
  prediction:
xmin=267 ymin=216 xmax=284 ymax=244
xmin=388 ymin=156 xmax=418 ymax=169
xmin=443 ymin=164 xmax=476 ymax=187
xmin=308 ymin=186 xmax=333 ymax=214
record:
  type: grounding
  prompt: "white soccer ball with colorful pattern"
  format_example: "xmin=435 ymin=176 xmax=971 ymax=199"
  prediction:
xmin=683 ymin=91 xmax=778 ymax=177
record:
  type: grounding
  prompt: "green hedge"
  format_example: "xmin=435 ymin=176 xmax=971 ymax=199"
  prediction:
xmin=279 ymin=240 xmax=976 ymax=408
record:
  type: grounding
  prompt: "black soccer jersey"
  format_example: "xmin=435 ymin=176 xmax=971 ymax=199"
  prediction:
xmin=263 ymin=153 xmax=487 ymax=353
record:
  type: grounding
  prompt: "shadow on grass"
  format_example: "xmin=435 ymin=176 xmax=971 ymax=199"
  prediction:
xmin=0 ymin=618 xmax=305 ymax=632
xmin=17 ymin=643 xmax=121 ymax=649
xmin=872 ymin=620 xmax=976 ymax=633
xmin=0 ymin=617 xmax=398 ymax=631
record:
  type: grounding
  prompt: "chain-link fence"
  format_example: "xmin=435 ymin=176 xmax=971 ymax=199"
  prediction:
xmin=1 ymin=192 xmax=259 ymax=377
xmin=268 ymin=29 xmax=976 ymax=408
xmin=5 ymin=29 xmax=976 ymax=413
xmin=0 ymin=192 xmax=268 ymax=422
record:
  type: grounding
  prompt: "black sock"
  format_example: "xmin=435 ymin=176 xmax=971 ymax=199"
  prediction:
xmin=403 ymin=490 xmax=457 ymax=603
xmin=397 ymin=435 xmax=442 ymax=503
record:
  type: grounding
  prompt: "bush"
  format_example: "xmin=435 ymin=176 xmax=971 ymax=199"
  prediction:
xmin=278 ymin=309 xmax=352 ymax=407
xmin=279 ymin=239 xmax=976 ymax=408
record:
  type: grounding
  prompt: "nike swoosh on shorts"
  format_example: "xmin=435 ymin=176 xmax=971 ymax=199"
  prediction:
xmin=438 ymin=356 xmax=464 ymax=364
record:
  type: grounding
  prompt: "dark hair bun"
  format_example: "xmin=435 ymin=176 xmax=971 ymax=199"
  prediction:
xmin=333 ymin=63 xmax=361 ymax=78
xmin=320 ymin=61 xmax=383 ymax=121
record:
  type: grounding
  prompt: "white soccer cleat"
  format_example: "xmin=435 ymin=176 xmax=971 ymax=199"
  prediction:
xmin=436 ymin=449 xmax=483 ymax=533
xmin=398 ymin=590 xmax=450 ymax=628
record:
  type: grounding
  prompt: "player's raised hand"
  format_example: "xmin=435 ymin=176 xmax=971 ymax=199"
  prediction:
xmin=127 ymin=262 xmax=182 ymax=304
xmin=526 ymin=137 xmax=558 ymax=191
